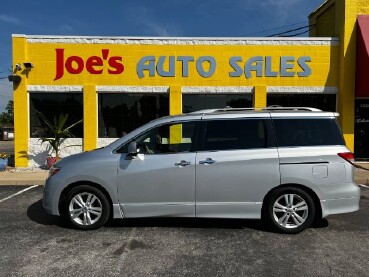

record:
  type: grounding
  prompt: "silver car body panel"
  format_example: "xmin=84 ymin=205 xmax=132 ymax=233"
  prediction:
xmin=117 ymin=152 xmax=196 ymax=217
xmin=43 ymin=110 xmax=360 ymax=221
xmin=43 ymin=148 xmax=121 ymax=217
xmin=196 ymin=148 xmax=279 ymax=218
xmin=278 ymin=145 xmax=360 ymax=218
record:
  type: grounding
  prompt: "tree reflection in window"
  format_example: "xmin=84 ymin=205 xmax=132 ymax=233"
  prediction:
xmin=30 ymin=93 xmax=83 ymax=138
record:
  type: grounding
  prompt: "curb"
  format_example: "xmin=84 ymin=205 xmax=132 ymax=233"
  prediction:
xmin=0 ymin=180 xmax=46 ymax=186
xmin=0 ymin=170 xmax=48 ymax=186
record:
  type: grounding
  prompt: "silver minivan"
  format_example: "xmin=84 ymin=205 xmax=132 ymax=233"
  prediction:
xmin=43 ymin=107 xmax=360 ymax=233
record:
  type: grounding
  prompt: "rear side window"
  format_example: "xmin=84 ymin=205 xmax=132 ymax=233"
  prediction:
xmin=203 ymin=119 xmax=274 ymax=151
xmin=273 ymin=118 xmax=345 ymax=147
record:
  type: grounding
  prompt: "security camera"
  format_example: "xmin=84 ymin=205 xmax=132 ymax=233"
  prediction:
xmin=8 ymin=75 xmax=21 ymax=82
xmin=23 ymin=62 xmax=34 ymax=69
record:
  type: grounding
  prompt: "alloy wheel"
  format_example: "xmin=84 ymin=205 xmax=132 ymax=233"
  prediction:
xmin=68 ymin=192 xmax=103 ymax=226
xmin=272 ymin=193 xmax=309 ymax=229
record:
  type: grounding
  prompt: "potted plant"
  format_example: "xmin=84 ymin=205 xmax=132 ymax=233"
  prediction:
xmin=0 ymin=153 xmax=10 ymax=171
xmin=35 ymin=110 xmax=83 ymax=168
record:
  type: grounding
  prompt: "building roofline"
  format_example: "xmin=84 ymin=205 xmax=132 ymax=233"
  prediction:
xmin=309 ymin=0 xmax=334 ymax=19
xmin=12 ymin=34 xmax=338 ymax=42
xmin=12 ymin=34 xmax=339 ymax=46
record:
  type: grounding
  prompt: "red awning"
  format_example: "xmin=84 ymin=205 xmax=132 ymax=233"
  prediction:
xmin=356 ymin=15 xmax=369 ymax=97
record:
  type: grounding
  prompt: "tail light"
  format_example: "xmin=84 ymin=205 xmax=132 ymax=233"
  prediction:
xmin=338 ymin=152 xmax=354 ymax=164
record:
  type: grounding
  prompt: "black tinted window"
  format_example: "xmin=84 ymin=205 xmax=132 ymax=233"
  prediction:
xmin=98 ymin=93 xmax=169 ymax=138
xmin=183 ymin=94 xmax=252 ymax=113
xmin=119 ymin=122 xmax=196 ymax=154
xmin=30 ymin=93 xmax=83 ymax=138
xmin=203 ymin=119 xmax=272 ymax=151
xmin=267 ymin=94 xmax=336 ymax=112
xmin=273 ymin=118 xmax=345 ymax=147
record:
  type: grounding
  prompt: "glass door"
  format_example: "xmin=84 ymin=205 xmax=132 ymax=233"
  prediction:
xmin=355 ymin=99 xmax=369 ymax=160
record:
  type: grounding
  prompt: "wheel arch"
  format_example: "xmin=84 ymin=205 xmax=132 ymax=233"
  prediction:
xmin=58 ymin=181 xmax=114 ymax=217
xmin=261 ymin=183 xmax=322 ymax=221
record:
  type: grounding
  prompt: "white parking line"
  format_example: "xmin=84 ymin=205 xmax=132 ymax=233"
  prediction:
xmin=0 ymin=185 xmax=39 ymax=203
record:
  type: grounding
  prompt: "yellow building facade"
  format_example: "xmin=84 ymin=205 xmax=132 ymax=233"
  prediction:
xmin=10 ymin=0 xmax=369 ymax=167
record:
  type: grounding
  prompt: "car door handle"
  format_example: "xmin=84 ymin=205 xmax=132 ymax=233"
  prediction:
xmin=175 ymin=160 xmax=191 ymax=167
xmin=199 ymin=158 xmax=216 ymax=165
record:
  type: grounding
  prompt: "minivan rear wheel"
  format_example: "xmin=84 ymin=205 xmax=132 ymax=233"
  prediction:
xmin=63 ymin=185 xmax=110 ymax=230
xmin=265 ymin=187 xmax=315 ymax=234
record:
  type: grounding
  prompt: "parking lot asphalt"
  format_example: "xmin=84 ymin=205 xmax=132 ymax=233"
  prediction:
xmin=1 ymin=185 xmax=369 ymax=277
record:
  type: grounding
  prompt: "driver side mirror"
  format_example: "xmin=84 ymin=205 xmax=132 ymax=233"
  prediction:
xmin=127 ymin=141 xmax=138 ymax=156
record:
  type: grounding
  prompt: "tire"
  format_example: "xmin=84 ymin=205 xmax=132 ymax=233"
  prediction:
xmin=265 ymin=187 xmax=315 ymax=234
xmin=62 ymin=185 xmax=110 ymax=230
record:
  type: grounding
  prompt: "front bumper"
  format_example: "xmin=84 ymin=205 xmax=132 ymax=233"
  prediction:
xmin=42 ymin=175 xmax=65 ymax=216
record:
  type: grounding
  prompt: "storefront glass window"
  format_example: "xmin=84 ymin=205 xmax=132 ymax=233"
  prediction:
xmin=29 ymin=93 xmax=83 ymax=138
xmin=98 ymin=93 xmax=169 ymax=138
xmin=267 ymin=94 xmax=336 ymax=112
xmin=182 ymin=94 xmax=252 ymax=113
xmin=355 ymin=99 xmax=369 ymax=160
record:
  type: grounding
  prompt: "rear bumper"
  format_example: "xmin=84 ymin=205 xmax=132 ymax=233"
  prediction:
xmin=320 ymin=184 xmax=361 ymax=218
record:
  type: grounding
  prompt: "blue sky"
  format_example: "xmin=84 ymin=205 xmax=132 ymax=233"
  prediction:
xmin=0 ymin=0 xmax=324 ymax=112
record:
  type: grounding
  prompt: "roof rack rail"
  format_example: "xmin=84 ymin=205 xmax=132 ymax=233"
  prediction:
xmin=190 ymin=106 xmax=322 ymax=114
xmin=262 ymin=106 xmax=322 ymax=112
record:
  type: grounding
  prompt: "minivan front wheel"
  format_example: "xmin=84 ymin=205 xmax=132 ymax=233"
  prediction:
xmin=265 ymin=187 xmax=315 ymax=234
xmin=63 ymin=185 xmax=110 ymax=230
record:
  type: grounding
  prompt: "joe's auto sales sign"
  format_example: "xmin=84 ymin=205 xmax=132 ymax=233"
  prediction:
xmin=54 ymin=48 xmax=312 ymax=81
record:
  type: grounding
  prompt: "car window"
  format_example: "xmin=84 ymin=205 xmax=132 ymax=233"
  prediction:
xmin=203 ymin=119 xmax=271 ymax=151
xmin=118 ymin=122 xmax=196 ymax=154
xmin=273 ymin=118 xmax=345 ymax=147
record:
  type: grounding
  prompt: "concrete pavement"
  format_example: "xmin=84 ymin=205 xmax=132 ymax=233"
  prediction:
xmin=352 ymin=163 xmax=369 ymax=185
xmin=0 ymin=170 xmax=48 ymax=185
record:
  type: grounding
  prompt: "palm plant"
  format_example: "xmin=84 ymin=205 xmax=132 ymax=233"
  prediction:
xmin=36 ymin=110 xmax=83 ymax=159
